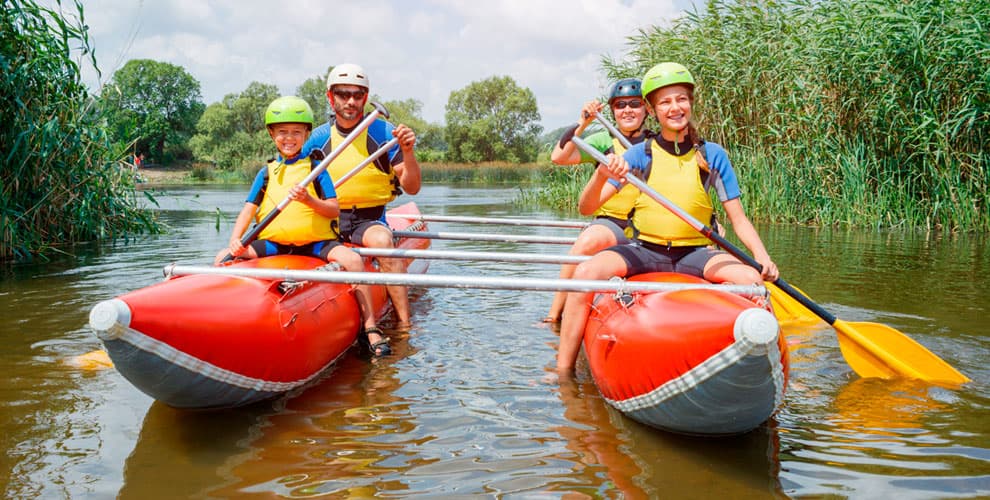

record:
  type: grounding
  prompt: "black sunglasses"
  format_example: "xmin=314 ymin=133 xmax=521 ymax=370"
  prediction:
xmin=612 ymin=99 xmax=643 ymax=110
xmin=333 ymin=89 xmax=367 ymax=101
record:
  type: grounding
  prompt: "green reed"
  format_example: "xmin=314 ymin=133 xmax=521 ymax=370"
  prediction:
xmin=515 ymin=164 xmax=592 ymax=213
xmin=600 ymin=0 xmax=988 ymax=231
xmin=1 ymin=0 xmax=162 ymax=261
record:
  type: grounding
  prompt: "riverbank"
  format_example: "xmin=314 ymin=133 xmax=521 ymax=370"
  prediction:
xmin=135 ymin=161 xmax=555 ymax=187
xmin=136 ymin=165 xmax=193 ymax=185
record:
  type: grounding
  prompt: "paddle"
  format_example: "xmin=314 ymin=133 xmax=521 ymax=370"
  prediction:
xmin=219 ymin=101 xmax=390 ymax=263
xmin=387 ymin=213 xmax=589 ymax=228
xmin=332 ymin=136 xmax=398 ymax=189
xmin=571 ymin=136 xmax=970 ymax=385
xmin=593 ymin=111 xmax=634 ymax=150
xmin=594 ymin=112 xmax=851 ymax=324
xmin=764 ymin=281 xmax=821 ymax=323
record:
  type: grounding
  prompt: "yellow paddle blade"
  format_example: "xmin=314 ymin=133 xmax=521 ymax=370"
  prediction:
xmin=66 ymin=349 xmax=114 ymax=371
xmin=766 ymin=281 xmax=820 ymax=324
xmin=833 ymin=319 xmax=970 ymax=386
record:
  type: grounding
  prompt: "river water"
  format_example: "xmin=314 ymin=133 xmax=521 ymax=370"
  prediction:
xmin=1 ymin=184 xmax=987 ymax=498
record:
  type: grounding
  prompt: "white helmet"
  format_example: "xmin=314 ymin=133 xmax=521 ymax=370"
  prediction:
xmin=326 ymin=63 xmax=369 ymax=90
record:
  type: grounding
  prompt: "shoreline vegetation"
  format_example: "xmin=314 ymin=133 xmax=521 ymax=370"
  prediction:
xmin=2 ymin=0 xmax=161 ymax=262
xmin=136 ymin=161 xmax=560 ymax=187
xmin=4 ymin=0 xmax=988 ymax=263
xmin=602 ymin=0 xmax=988 ymax=233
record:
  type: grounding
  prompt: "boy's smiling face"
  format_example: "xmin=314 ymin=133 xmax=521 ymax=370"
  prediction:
xmin=268 ymin=122 xmax=310 ymax=159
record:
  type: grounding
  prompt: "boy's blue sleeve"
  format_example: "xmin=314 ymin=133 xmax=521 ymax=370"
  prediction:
xmin=315 ymin=170 xmax=336 ymax=200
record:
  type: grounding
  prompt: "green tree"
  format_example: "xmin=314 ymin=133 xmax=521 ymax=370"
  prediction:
xmin=227 ymin=81 xmax=279 ymax=135
xmin=189 ymin=81 xmax=279 ymax=172
xmin=445 ymin=76 xmax=542 ymax=163
xmin=2 ymin=0 xmax=159 ymax=261
xmin=296 ymin=66 xmax=333 ymax=125
xmin=101 ymin=59 xmax=204 ymax=164
xmin=376 ymin=97 xmax=447 ymax=158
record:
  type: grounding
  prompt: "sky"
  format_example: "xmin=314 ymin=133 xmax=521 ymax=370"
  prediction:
xmin=70 ymin=0 xmax=695 ymax=131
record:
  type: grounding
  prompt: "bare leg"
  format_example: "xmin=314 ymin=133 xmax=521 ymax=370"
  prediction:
xmin=546 ymin=225 xmax=619 ymax=322
xmin=328 ymin=246 xmax=382 ymax=344
xmin=362 ymin=225 xmax=411 ymax=327
xmin=703 ymin=253 xmax=762 ymax=285
xmin=556 ymin=250 xmax=629 ymax=372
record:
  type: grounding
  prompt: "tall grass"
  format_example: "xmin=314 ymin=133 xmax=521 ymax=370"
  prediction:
xmin=600 ymin=0 xmax=988 ymax=231
xmin=1 ymin=0 xmax=161 ymax=262
xmin=515 ymin=165 xmax=592 ymax=213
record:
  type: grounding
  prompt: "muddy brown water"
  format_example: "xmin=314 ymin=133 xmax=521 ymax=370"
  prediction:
xmin=1 ymin=185 xmax=987 ymax=498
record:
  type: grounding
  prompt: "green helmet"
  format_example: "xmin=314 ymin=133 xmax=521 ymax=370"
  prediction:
xmin=265 ymin=96 xmax=314 ymax=129
xmin=641 ymin=62 xmax=695 ymax=100
xmin=607 ymin=78 xmax=642 ymax=103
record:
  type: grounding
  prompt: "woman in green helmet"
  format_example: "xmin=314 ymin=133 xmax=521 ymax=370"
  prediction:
xmin=544 ymin=78 xmax=652 ymax=324
xmin=214 ymin=96 xmax=389 ymax=357
xmin=556 ymin=63 xmax=779 ymax=372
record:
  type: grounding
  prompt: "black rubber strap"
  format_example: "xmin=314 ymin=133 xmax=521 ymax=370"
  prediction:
xmin=557 ymin=123 xmax=580 ymax=149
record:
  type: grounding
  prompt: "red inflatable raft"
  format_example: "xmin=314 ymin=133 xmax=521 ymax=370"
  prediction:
xmin=88 ymin=202 xmax=428 ymax=409
xmin=583 ymin=272 xmax=788 ymax=436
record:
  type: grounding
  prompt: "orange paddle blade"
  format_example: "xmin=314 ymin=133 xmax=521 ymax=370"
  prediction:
xmin=833 ymin=319 xmax=970 ymax=386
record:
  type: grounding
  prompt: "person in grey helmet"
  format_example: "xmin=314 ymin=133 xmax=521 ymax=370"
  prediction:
xmin=543 ymin=78 xmax=652 ymax=324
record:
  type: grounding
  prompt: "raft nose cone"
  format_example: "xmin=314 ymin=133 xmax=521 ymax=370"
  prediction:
xmin=89 ymin=299 xmax=132 ymax=336
xmin=734 ymin=307 xmax=779 ymax=353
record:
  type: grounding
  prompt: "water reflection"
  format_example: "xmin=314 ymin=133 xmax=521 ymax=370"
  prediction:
xmin=779 ymin=369 xmax=989 ymax=497
xmin=550 ymin=377 xmax=645 ymax=497
xmin=2 ymin=185 xmax=988 ymax=498
xmin=552 ymin=376 xmax=784 ymax=498
xmin=118 ymin=402 xmax=266 ymax=499
xmin=215 ymin=344 xmax=417 ymax=497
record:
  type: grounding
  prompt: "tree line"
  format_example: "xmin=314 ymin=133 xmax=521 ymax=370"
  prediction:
xmin=4 ymin=0 xmax=987 ymax=262
xmin=100 ymin=60 xmax=545 ymax=174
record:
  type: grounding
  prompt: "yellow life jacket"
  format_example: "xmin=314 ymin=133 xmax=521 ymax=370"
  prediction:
xmin=325 ymin=124 xmax=399 ymax=209
xmin=595 ymin=136 xmax=640 ymax=221
xmin=256 ymin=157 xmax=338 ymax=245
xmin=631 ymin=139 xmax=713 ymax=247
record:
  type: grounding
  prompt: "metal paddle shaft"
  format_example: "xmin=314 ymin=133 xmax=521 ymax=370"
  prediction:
xmin=391 ymin=230 xmax=577 ymax=245
xmin=333 ymin=137 xmax=398 ymax=188
xmin=594 ymin=112 xmax=633 ymax=150
xmin=165 ymin=264 xmax=766 ymax=296
xmin=221 ymin=102 xmax=390 ymax=263
xmin=570 ymin=136 xmax=970 ymax=385
xmin=352 ymin=247 xmax=589 ymax=265
xmin=387 ymin=213 xmax=589 ymax=229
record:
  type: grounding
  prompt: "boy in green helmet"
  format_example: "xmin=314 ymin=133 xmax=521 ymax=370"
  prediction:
xmin=215 ymin=96 xmax=391 ymax=357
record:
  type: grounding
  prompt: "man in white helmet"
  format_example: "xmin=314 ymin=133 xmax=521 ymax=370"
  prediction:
xmin=302 ymin=63 xmax=421 ymax=356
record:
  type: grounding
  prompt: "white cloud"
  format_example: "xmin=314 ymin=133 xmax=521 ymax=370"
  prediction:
xmin=74 ymin=0 xmax=693 ymax=130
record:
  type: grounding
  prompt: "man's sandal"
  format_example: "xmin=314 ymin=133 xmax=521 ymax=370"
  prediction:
xmin=360 ymin=326 xmax=391 ymax=357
